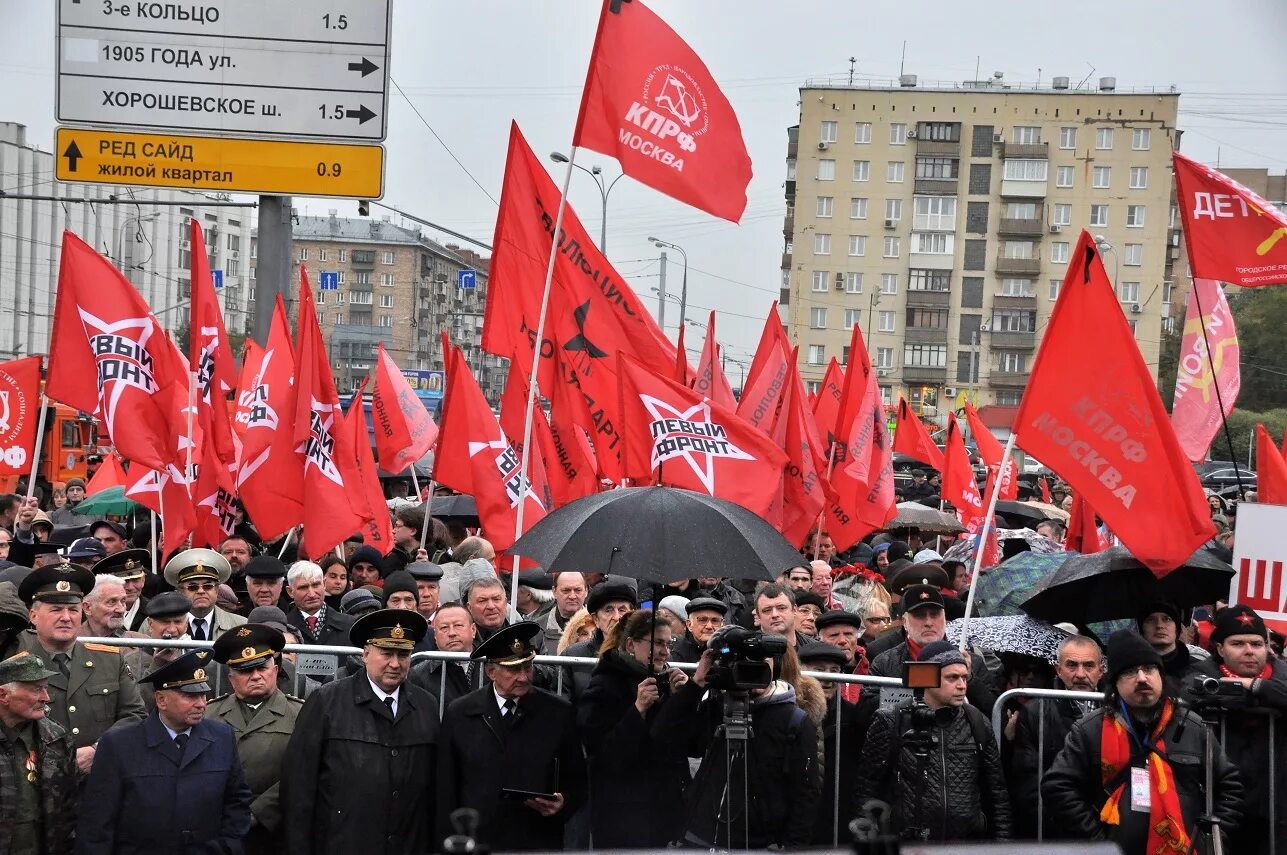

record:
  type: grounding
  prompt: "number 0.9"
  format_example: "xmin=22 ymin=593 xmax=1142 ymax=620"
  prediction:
xmin=316 ymin=162 xmax=343 ymax=177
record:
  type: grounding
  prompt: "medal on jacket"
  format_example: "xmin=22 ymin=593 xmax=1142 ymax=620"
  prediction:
xmin=25 ymin=750 xmax=36 ymax=784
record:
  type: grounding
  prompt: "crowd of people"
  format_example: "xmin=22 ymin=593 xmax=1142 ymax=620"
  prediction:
xmin=0 ymin=482 xmax=1278 ymax=855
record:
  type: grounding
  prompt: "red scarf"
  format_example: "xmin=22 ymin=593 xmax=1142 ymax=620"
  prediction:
xmin=1099 ymin=698 xmax=1189 ymax=854
xmin=1220 ymin=662 xmax=1273 ymax=680
xmin=906 ymin=636 xmax=924 ymax=660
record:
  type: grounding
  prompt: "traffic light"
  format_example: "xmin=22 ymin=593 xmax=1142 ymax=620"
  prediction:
xmin=358 ymin=200 xmax=370 ymax=216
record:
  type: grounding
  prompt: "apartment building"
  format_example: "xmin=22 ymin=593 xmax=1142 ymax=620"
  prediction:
xmin=781 ymin=75 xmax=1180 ymax=419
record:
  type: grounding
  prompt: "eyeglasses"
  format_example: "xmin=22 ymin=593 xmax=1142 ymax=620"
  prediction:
xmin=864 ymin=616 xmax=893 ymax=625
xmin=181 ymin=583 xmax=216 ymax=592
xmin=1119 ymin=664 xmax=1161 ymax=679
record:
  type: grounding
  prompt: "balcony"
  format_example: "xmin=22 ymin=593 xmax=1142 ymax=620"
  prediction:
xmin=1003 ymin=142 xmax=1049 ymax=159
xmin=781 ymin=250 xmax=792 ymax=269
xmin=783 ymin=212 xmax=794 ymax=236
xmin=901 ymin=365 xmax=948 ymax=384
xmin=914 ymin=177 xmax=959 ymax=196
xmin=995 ymin=254 xmax=1041 ymax=276
xmin=785 ymin=179 xmax=796 ymax=200
xmin=990 ymin=370 xmax=1030 ymax=388
xmin=998 ymin=217 xmax=1043 ymax=237
xmin=993 ymin=292 xmax=1038 ymax=309
xmin=351 ymin=250 xmax=376 ymax=268
xmin=915 ymin=139 xmax=961 ymax=156
xmin=904 ymin=327 xmax=949 ymax=345
xmin=906 ymin=289 xmax=951 ymax=308
xmin=990 ymin=330 xmax=1037 ymax=350
xmin=909 ymin=250 xmax=954 ymax=271
xmin=999 ymin=179 xmax=1048 ymax=199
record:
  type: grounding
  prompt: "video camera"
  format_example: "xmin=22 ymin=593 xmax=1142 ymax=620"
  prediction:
xmin=705 ymin=626 xmax=788 ymax=692
xmin=1188 ymin=675 xmax=1248 ymax=700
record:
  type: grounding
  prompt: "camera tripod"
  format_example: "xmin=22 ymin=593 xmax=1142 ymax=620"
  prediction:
xmin=1181 ymin=701 xmax=1225 ymax=855
xmin=715 ymin=692 xmax=755 ymax=850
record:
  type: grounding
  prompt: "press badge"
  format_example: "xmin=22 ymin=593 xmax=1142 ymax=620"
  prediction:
xmin=1130 ymin=767 xmax=1151 ymax=812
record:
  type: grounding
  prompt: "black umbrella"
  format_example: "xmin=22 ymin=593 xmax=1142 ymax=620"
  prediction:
xmin=509 ymin=486 xmax=801 ymax=585
xmin=1020 ymin=545 xmax=1234 ymax=625
xmin=418 ymin=495 xmax=479 ymax=527
xmin=993 ymin=500 xmax=1051 ymax=529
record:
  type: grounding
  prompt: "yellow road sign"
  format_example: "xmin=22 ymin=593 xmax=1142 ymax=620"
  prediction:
xmin=55 ymin=127 xmax=383 ymax=199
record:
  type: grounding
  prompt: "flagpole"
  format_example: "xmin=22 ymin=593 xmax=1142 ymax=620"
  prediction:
xmin=149 ymin=507 xmax=159 ymax=576
xmin=410 ymin=467 xmax=436 ymax=552
xmin=24 ymin=394 xmax=50 ymax=503
xmin=277 ymin=526 xmax=295 ymax=560
xmin=509 ymin=146 xmax=579 ymax=605
xmin=185 ymin=370 xmax=197 ymax=493
xmin=957 ymin=432 xmax=1017 ymax=653
xmin=1188 ymin=280 xmax=1245 ymax=497
xmin=811 ymin=445 xmax=837 ymax=561
xmin=157 ymin=475 xmax=167 ymax=561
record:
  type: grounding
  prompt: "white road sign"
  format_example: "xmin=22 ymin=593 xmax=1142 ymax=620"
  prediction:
xmin=57 ymin=0 xmax=391 ymax=142
xmin=1230 ymin=501 xmax=1287 ymax=621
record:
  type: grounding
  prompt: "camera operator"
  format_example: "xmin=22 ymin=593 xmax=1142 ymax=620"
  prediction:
xmin=853 ymin=640 xmax=1012 ymax=841
xmin=1043 ymin=630 xmax=1244 ymax=854
xmin=1189 ymin=604 xmax=1287 ymax=854
xmin=668 ymin=627 xmax=823 ymax=849
xmin=577 ymin=609 xmax=694 ymax=848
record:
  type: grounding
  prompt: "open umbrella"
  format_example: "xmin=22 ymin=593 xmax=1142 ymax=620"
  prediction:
xmin=1018 ymin=501 xmax=1069 ymax=522
xmin=946 ymin=615 xmax=1069 ymax=663
xmin=1020 ymin=545 xmax=1235 ymax=625
xmin=509 ymin=485 xmax=801 ymax=584
xmin=71 ymin=486 xmax=139 ymax=518
xmin=417 ymin=494 xmax=479 ymax=527
xmin=972 ymin=551 xmax=1070 ymax=618
xmin=994 ymin=500 xmax=1052 ymax=529
xmin=886 ymin=502 xmax=966 ymax=535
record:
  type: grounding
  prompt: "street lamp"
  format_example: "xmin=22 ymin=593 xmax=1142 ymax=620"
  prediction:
xmin=649 ymin=237 xmax=688 ymax=332
xmin=1094 ymin=234 xmax=1121 ymax=295
xmin=550 ymin=151 xmax=624 ymax=252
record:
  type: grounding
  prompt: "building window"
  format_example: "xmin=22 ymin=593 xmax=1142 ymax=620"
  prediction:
xmin=852 ymin=160 xmax=870 ymax=182
xmin=1053 ymin=203 xmax=1072 ymax=226
xmin=817 ymin=159 xmax=836 ymax=181
xmin=1000 ymin=278 xmax=1034 ymax=297
xmin=811 ymin=270 xmax=829 ymax=292
xmin=996 ymin=390 xmax=1022 ymax=406
xmin=885 ymin=199 xmax=902 ymax=222
xmin=1129 ymin=166 xmax=1149 ymax=189
xmin=380 ymin=315 xmax=394 ymax=327
xmin=1120 ymin=281 xmax=1141 ymax=303
xmin=1124 ymin=243 xmax=1143 ymax=266
xmin=1059 ymin=127 xmax=1077 ymax=149
xmin=338 ymin=249 xmax=347 ymax=262
xmin=1051 ymin=242 xmax=1070 ymax=263
xmin=820 ymin=120 xmax=838 ymax=144
xmin=907 ymin=308 xmax=949 ymax=329
xmin=1096 ymin=127 xmax=1114 ymax=150
xmin=908 ymin=269 xmax=950 ymax=291
xmin=1090 ymin=204 xmax=1109 ymax=227
xmin=854 ymin=122 xmax=872 ymax=144
xmin=904 ymin=344 xmax=947 ymax=367
xmin=881 ymin=273 xmax=899 ymax=294
xmin=846 ymin=272 xmax=863 ymax=293
xmin=915 ymin=156 xmax=957 ymax=179
xmin=1006 ymin=201 xmax=1037 ymax=220
xmin=1013 ymin=126 xmax=1041 ymax=144
xmin=844 ymin=308 xmax=862 ymax=329
xmin=381 ymin=251 xmax=395 ymax=264
xmin=337 ymin=272 xmax=346 ymax=284
xmin=1003 ymin=240 xmax=1035 ymax=259
xmin=380 ymin=273 xmax=395 ymax=287
xmin=1093 ymin=166 xmax=1111 ymax=189
xmin=333 ymin=314 xmax=345 ymax=325
xmin=912 ymin=232 xmax=953 ymax=254
xmin=1126 ymin=205 xmax=1146 ymax=227
xmin=807 ymin=345 xmax=825 ymax=365
xmin=1055 ymin=165 xmax=1074 ymax=188
xmin=316 ymin=291 xmax=325 ymax=305
xmin=878 ymin=310 xmax=896 ymax=332
xmin=1132 ymin=128 xmax=1151 ymax=150
xmin=249 ymin=266 xmax=256 ymax=280
xmin=1000 ymin=352 xmax=1027 ymax=373
xmin=876 ymin=347 xmax=894 ymax=369
xmin=992 ymin=309 xmax=1034 ymax=332
xmin=1048 ymin=278 xmax=1061 ymax=301
xmin=848 ymin=235 xmax=867 ymax=256
xmin=813 ymin=233 xmax=831 ymax=254
xmin=1163 ymin=280 xmax=1175 ymax=305
xmin=816 ymin=196 xmax=834 ymax=217
xmin=785 ymin=158 xmax=796 ymax=180
xmin=299 ymin=247 xmax=309 ymax=261
xmin=1003 ymin=159 xmax=1048 ymax=181
xmin=883 ymin=236 xmax=900 ymax=258
xmin=890 ymin=123 xmax=908 ymax=145
xmin=810 ymin=307 xmax=828 ymax=328
xmin=886 ymin=162 xmax=905 ymax=183
xmin=850 ymin=197 xmax=869 ymax=219
xmin=350 ymin=291 xmax=373 ymax=305
xmin=1128 ymin=319 xmax=1138 ymax=336
xmin=318 ymin=248 xmax=328 ymax=262
xmin=913 ymin=195 xmax=956 ymax=230
xmin=380 ymin=294 xmax=394 ymax=308
xmin=919 ymin=122 xmax=959 ymax=142
xmin=354 ymin=272 xmax=372 ymax=286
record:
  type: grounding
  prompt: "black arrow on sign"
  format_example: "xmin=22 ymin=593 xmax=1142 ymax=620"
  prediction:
xmin=345 ymin=105 xmax=376 ymax=124
xmin=347 ymin=57 xmax=379 ymax=77
xmin=63 ymin=140 xmax=83 ymax=173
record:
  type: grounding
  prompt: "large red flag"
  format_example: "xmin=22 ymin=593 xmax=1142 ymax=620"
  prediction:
xmin=85 ymin=454 xmax=127 ymax=497
xmin=434 ymin=344 xmax=547 ymax=552
xmin=547 ymin=349 xmax=602 ymax=499
xmin=1256 ymin=425 xmax=1287 ymax=506
xmin=672 ymin=325 xmax=690 ymax=386
xmin=1172 ymin=151 xmax=1287 ymax=288
xmin=347 ymin=384 xmax=396 ymax=555
xmin=235 ymin=295 xmax=303 ymax=542
xmin=693 ymin=311 xmax=737 ymax=410
xmin=497 ymin=361 xmax=553 ymax=510
xmin=963 ymin=401 xmax=1016 ymax=500
xmin=812 ymin=358 xmax=845 ymax=448
xmin=737 ymin=305 xmax=792 ymax=434
xmin=231 ymin=339 xmax=264 ymax=440
xmin=573 ymin=0 xmax=752 ymax=223
xmin=192 ymin=436 xmax=237 ymax=548
xmin=893 ymin=397 xmax=945 ymax=471
xmin=617 ymin=354 xmax=785 ymax=518
xmin=187 ymin=219 xmax=237 ymax=464
xmin=0 ymin=357 xmax=43 ymax=477
xmin=372 ymin=343 xmax=438 ymax=475
xmin=1013 ymin=231 xmax=1216 ymax=575
xmin=942 ymin=414 xmax=985 ymax=529
xmin=779 ymin=354 xmax=830 ymax=546
xmin=293 ymin=268 xmax=370 ymax=558
xmin=47 ymin=232 xmax=183 ymax=471
xmin=125 ymin=462 xmax=195 ymax=557
xmin=1064 ymin=492 xmax=1105 ymax=554
xmin=1171 ymin=279 xmax=1241 ymax=462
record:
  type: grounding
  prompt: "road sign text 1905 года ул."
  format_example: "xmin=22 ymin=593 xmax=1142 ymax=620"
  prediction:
xmin=57 ymin=0 xmax=391 ymax=142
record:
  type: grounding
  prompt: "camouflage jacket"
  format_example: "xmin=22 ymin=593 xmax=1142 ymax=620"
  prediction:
xmin=0 ymin=716 xmax=78 ymax=855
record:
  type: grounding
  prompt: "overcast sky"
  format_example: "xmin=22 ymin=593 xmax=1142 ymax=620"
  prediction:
xmin=3 ymin=0 xmax=1285 ymax=365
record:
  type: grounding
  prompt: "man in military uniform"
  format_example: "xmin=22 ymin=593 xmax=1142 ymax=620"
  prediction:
xmin=208 ymin=623 xmax=302 ymax=854
xmin=0 ymin=651 xmax=78 ymax=855
xmin=407 ymin=560 xmax=443 ymax=621
xmin=126 ymin=591 xmax=191 ymax=713
xmin=77 ymin=649 xmax=253 ymax=853
xmin=282 ymin=609 xmax=439 ymax=855
xmin=92 ymin=549 xmax=151 ymax=632
xmin=243 ymin=556 xmax=289 ymax=611
xmin=438 ymin=621 xmax=588 ymax=851
xmin=15 ymin=564 xmax=145 ymax=775
xmin=163 ymin=548 xmax=247 ymax=642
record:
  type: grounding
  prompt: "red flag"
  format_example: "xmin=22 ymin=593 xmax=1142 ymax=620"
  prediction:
xmin=1171 ymin=279 xmax=1241 ymax=462
xmin=192 ymin=436 xmax=237 ymax=548
xmin=187 ymin=219 xmax=237 ymax=464
xmin=125 ymin=461 xmax=195 ymax=557
xmin=347 ymin=384 xmax=396 ymax=554
xmin=673 ymin=325 xmax=690 ymax=386
xmin=1040 ymin=476 xmax=1052 ymax=504
xmin=0 ymin=357 xmax=43 ymax=477
xmin=293 ymin=268 xmax=370 ymax=558
xmin=893 ymin=397 xmax=944 ymax=471
xmin=85 ymin=454 xmax=127 ymax=496
xmin=235 ymin=295 xmax=303 ymax=543
xmin=737 ymin=305 xmax=791 ymax=434
xmin=434 ymin=344 xmax=547 ymax=552
xmin=1172 ymin=151 xmax=1287 ymax=288
xmin=617 ymin=354 xmax=785 ymax=518
xmin=47 ymin=232 xmax=183 ymax=471
xmin=779 ymin=355 xmax=830 ymax=546
xmin=231 ymin=340 xmax=264 ymax=440
xmin=693 ymin=311 xmax=737 ymax=410
xmin=573 ymin=0 xmax=752 ymax=223
xmin=811 ymin=358 xmax=845 ymax=448
xmin=542 ymin=351 xmax=601 ymax=506
xmin=1064 ymin=492 xmax=1104 ymax=553
xmin=372 ymin=344 xmax=438 ymax=474
xmin=497 ymin=362 xmax=553 ymax=510
xmin=963 ymin=401 xmax=1016 ymax=500
xmin=1256 ymin=425 xmax=1287 ymax=506
xmin=943 ymin=414 xmax=985 ymax=529
xmin=1013 ymin=231 xmax=1216 ymax=575
xmin=484 ymin=122 xmax=675 ymax=482
xmin=549 ymin=348 xmax=605 ymax=482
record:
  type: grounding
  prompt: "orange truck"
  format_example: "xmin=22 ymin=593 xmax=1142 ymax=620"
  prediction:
xmin=0 ymin=404 xmax=104 ymax=494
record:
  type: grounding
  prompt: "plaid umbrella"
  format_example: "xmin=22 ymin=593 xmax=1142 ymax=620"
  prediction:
xmin=946 ymin=615 xmax=1069 ymax=663
xmin=942 ymin=527 xmax=1066 ymax=567
xmin=972 ymin=551 xmax=1070 ymax=618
